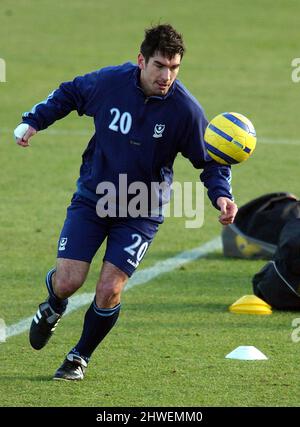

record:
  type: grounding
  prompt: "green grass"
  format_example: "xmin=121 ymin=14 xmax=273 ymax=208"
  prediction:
xmin=1 ymin=0 xmax=300 ymax=407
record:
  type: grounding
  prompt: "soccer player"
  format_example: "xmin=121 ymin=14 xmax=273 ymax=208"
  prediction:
xmin=15 ymin=24 xmax=237 ymax=381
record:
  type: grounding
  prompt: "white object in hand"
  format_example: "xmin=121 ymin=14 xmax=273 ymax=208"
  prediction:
xmin=14 ymin=123 xmax=29 ymax=140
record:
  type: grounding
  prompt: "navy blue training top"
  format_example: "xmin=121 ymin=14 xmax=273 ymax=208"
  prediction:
xmin=22 ymin=62 xmax=233 ymax=211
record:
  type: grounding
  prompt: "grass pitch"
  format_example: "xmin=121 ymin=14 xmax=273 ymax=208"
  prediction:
xmin=0 ymin=0 xmax=300 ymax=407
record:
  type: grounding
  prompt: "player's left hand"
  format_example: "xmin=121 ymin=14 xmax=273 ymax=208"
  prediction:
xmin=216 ymin=197 xmax=238 ymax=225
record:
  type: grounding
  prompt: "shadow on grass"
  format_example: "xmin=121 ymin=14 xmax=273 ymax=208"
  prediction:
xmin=195 ymin=252 xmax=266 ymax=262
xmin=126 ymin=301 xmax=227 ymax=314
xmin=0 ymin=374 xmax=52 ymax=382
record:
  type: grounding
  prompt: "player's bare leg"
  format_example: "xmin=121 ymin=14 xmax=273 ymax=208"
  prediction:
xmin=53 ymin=258 xmax=90 ymax=299
xmin=29 ymin=259 xmax=90 ymax=350
xmin=54 ymin=261 xmax=128 ymax=381
xmin=95 ymin=261 xmax=128 ymax=307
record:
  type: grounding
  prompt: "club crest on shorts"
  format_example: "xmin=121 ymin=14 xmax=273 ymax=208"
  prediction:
xmin=59 ymin=237 xmax=68 ymax=251
xmin=153 ymin=124 xmax=165 ymax=138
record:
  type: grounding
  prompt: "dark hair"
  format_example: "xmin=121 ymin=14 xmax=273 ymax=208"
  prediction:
xmin=140 ymin=24 xmax=185 ymax=63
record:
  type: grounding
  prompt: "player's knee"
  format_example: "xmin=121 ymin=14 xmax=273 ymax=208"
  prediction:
xmin=96 ymin=282 xmax=122 ymax=307
xmin=54 ymin=275 xmax=84 ymax=299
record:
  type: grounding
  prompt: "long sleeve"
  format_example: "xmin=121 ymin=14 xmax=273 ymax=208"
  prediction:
xmin=22 ymin=70 xmax=102 ymax=130
xmin=200 ymin=161 xmax=233 ymax=208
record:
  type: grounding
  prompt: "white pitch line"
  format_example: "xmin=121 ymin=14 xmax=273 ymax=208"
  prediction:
xmin=5 ymin=293 xmax=94 ymax=340
xmin=4 ymin=236 xmax=222 ymax=340
xmin=259 ymin=137 xmax=300 ymax=146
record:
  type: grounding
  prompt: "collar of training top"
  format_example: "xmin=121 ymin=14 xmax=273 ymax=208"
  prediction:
xmin=133 ymin=66 xmax=177 ymax=101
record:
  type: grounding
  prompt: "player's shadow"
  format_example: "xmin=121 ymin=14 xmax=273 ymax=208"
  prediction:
xmin=126 ymin=301 xmax=228 ymax=313
xmin=30 ymin=375 xmax=54 ymax=381
xmin=0 ymin=374 xmax=52 ymax=382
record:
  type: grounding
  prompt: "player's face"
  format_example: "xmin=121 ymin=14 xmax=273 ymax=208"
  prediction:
xmin=138 ymin=52 xmax=181 ymax=97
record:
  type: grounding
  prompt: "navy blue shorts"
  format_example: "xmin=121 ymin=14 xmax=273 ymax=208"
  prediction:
xmin=57 ymin=194 xmax=161 ymax=277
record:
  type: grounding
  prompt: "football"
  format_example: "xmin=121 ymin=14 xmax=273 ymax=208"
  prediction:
xmin=204 ymin=112 xmax=256 ymax=165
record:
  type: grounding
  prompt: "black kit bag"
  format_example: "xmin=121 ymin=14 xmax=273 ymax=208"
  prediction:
xmin=222 ymin=192 xmax=300 ymax=259
xmin=252 ymin=218 xmax=300 ymax=310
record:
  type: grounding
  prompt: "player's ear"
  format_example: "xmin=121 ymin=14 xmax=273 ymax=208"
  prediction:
xmin=138 ymin=53 xmax=146 ymax=70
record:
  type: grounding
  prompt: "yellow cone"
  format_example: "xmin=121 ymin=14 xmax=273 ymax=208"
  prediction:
xmin=229 ymin=295 xmax=272 ymax=315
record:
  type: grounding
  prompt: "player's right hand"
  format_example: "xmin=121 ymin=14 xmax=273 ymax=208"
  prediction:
xmin=216 ymin=196 xmax=238 ymax=225
xmin=14 ymin=123 xmax=37 ymax=147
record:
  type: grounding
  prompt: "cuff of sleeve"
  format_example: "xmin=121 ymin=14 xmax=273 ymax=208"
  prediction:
xmin=212 ymin=193 xmax=234 ymax=210
xmin=22 ymin=119 xmax=40 ymax=131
